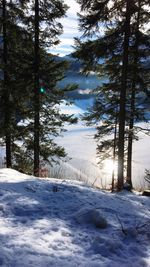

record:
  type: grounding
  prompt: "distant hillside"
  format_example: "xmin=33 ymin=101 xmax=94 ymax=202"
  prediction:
xmin=56 ymin=55 xmax=150 ymax=111
xmin=57 ymin=55 xmax=104 ymax=100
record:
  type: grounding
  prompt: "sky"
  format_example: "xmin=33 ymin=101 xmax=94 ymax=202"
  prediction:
xmin=49 ymin=1 xmax=150 ymax=58
xmin=50 ymin=0 xmax=80 ymax=57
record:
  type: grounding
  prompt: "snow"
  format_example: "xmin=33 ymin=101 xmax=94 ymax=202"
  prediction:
xmin=0 ymin=168 xmax=150 ymax=267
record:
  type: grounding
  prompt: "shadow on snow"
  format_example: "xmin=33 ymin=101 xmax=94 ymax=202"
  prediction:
xmin=0 ymin=177 xmax=149 ymax=266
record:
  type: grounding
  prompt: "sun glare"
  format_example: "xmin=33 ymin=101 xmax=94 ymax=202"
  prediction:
xmin=103 ymin=159 xmax=117 ymax=175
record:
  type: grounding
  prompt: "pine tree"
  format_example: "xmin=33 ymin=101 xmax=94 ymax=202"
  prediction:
xmin=73 ymin=34 xmax=121 ymax=189
xmin=20 ymin=0 xmax=69 ymax=176
xmin=0 ymin=1 xmax=76 ymax=174
xmin=0 ymin=0 xmax=31 ymax=167
xmin=33 ymin=0 xmax=40 ymax=176
xmin=12 ymin=49 xmax=77 ymax=174
xmin=126 ymin=0 xmax=150 ymax=187
xmin=1 ymin=0 xmax=11 ymax=167
xmin=4 ymin=0 xmax=76 ymax=175
xmin=75 ymin=0 xmax=150 ymax=190
xmin=117 ymin=0 xmax=131 ymax=190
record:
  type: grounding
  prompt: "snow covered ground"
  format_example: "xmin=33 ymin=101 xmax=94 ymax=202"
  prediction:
xmin=0 ymin=168 xmax=150 ymax=267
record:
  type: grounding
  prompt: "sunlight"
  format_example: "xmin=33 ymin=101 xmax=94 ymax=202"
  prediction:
xmin=103 ymin=159 xmax=118 ymax=176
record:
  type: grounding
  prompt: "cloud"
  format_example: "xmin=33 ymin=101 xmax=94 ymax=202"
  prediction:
xmin=49 ymin=0 xmax=80 ymax=57
xmin=65 ymin=0 xmax=80 ymax=16
xmin=50 ymin=46 xmax=74 ymax=57
xmin=78 ymin=89 xmax=92 ymax=95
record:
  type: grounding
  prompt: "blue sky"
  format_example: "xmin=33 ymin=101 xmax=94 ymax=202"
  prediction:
xmin=49 ymin=2 xmax=150 ymax=57
xmin=50 ymin=0 xmax=80 ymax=57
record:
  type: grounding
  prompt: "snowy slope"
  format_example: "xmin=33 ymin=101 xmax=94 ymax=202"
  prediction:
xmin=0 ymin=169 xmax=150 ymax=267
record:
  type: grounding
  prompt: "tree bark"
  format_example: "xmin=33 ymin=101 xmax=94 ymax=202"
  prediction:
xmin=127 ymin=0 xmax=140 ymax=187
xmin=117 ymin=0 xmax=131 ymax=191
xmin=126 ymin=84 xmax=135 ymax=188
xmin=2 ymin=0 xmax=12 ymax=168
xmin=34 ymin=0 xmax=40 ymax=176
xmin=112 ymin=112 xmax=118 ymax=192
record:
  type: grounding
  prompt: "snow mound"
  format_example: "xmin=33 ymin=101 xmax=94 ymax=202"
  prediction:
xmin=74 ymin=208 xmax=107 ymax=228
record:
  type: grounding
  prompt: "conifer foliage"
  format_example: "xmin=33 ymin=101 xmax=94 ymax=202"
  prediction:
xmin=75 ymin=0 xmax=150 ymax=190
xmin=0 ymin=0 xmax=76 ymax=175
xmin=21 ymin=0 xmax=69 ymax=176
xmin=0 ymin=0 xmax=32 ymax=168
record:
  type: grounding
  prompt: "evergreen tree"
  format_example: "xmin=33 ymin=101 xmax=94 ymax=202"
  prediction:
xmin=0 ymin=1 xmax=76 ymax=174
xmin=117 ymin=0 xmax=131 ymax=190
xmin=0 ymin=0 xmax=32 ymax=167
xmin=126 ymin=0 xmax=150 ymax=187
xmin=74 ymin=38 xmax=120 ymax=190
xmin=12 ymin=50 xmax=77 ymax=174
xmin=20 ymin=0 xmax=69 ymax=176
xmin=1 ymin=0 xmax=11 ymax=167
xmin=75 ymin=0 xmax=150 ymax=190
xmin=33 ymin=0 xmax=40 ymax=176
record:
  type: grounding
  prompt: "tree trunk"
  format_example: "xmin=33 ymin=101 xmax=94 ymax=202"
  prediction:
xmin=117 ymin=0 xmax=131 ymax=191
xmin=2 ymin=0 xmax=12 ymax=168
xmin=34 ymin=0 xmax=40 ymax=176
xmin=126 ymin=85 xmax=135 ymax=188
xmin=112 ymin=112 xmax=118 ymax=192
xmin=127 ymin=0 xmax=140 ymax=187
